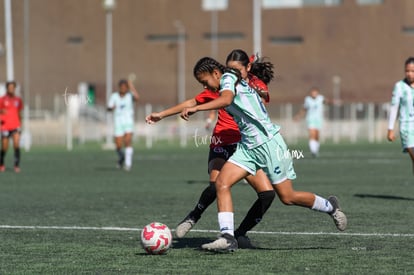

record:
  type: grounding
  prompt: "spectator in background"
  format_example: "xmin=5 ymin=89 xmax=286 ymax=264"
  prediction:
xmin=0 ymin=81 xmax=23 ymax=173
xmin=107 ymin=79 xmax=139 ymax=171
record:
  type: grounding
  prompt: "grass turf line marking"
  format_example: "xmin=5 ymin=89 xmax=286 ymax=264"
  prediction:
xmin=0 ymin=225 xmax=413 ymax=237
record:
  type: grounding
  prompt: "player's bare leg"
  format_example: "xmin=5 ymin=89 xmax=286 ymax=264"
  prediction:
xmin=308 ymin=129 xmax=320 ymax=157
xmin=406 ymin=148 xmax=414 ymax=175
xmin=12 ymin=132 xmax=21 ymax=173
xmin=123 ymin=132 xmax=133 ymax=171
xmin=273 ymin=179 xmax=347 ymax=231
xmin=114 ymin=136 xmax=124 ymax=169
xmin=0 ymin=136 xmax=9 ymax=172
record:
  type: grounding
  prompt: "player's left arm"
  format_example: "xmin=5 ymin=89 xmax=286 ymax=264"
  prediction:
xmin=17 ymin=98 xmax=23 ymax=129
xmin=324 ymin=97 xmax=341 ymax=105
xmin=128 ymin=80 xmax=140 ymax=102
xmin=181 ymin=91 xmax=234 ymax=120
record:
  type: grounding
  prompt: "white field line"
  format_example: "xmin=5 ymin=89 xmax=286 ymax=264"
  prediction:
xmin=0 ymin=225 xmax=413 ymax=237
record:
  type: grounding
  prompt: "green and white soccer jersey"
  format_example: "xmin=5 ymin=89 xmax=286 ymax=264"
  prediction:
xmin=390 ymin=80 xmax=414 ymax=150
xmin=220 ymin=73 xmax=279 ymax=149
xmin=108 ymin=92 xmax=135 ymax=137
xmin=304 ymin=95 xmax=324 ymax=130
xmin=220 ymin=72 xmax=296 ymax=184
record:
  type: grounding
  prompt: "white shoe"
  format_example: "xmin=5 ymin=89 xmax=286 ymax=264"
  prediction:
xmin=328 ymin=196 xmax=347 ymax=231
xmin=201 ymin=233 xmax=238 ymax=252
xmin=175 ymin=215 xmax=196 ymax=238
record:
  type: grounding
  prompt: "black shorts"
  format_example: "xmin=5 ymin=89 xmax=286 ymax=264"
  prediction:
xmin=1 ymin=128 xmax=21 ymax=138
xmin=208 ymin=144 xmax=237 ymax=163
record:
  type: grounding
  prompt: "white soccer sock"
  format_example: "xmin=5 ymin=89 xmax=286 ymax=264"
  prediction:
xmin=218 ymin=212 xmax=234 ymax=236
xmin=309 ymin=139 xmax=319 ymax=155
xmin=125 ymin=147 xmax=133 ymax=168
xmin=311 ymin=195 xmax=333 ymax=213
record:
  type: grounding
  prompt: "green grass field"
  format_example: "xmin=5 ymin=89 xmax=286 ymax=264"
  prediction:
xmin=0 ymin=141 xmax=413 ymax=274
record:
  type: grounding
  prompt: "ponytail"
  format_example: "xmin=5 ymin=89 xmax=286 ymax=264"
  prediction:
xmin=226 ymin=49 xmax=275 ymax=85
xmin=249 ymin=53 xmax=275 ymax=85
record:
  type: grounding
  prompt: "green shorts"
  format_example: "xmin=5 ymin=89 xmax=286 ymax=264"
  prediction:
xmin=228 ymin=133 xmax=297 ymax=184
xmin=306 ymin=118 xmax=323 ymax=130
xmin=114 ymin=117 xmax=134 ymax=137
xmin=400 ymin=122 xmax=414 ymax=152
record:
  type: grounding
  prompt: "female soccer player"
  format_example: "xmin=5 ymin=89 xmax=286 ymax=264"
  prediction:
xmin=181 ymin=56 xmax=347 ymax=252
xmin=146 ymin=55 xmax=275 ymax=248
xmin=0 ymin=81 xmax=23 ymax=173
xmin=387 ymin=57 xmax=414 ymax=174
xmin=295 ymin=87 xmax=325 ymax=157
xmin=107 ymin=79 xmax=139 ymax=171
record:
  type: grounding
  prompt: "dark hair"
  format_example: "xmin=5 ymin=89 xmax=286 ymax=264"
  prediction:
xmin=193 ymin=57 xmax=226 ymax=78
xmin=226 ymin=49 xmax=275 ymax=85
xmin=6 ymin=81 xmax=16 ymax=89
xmin=118 ymin=79 xmax=128 ymax=87
xmin=193 ymin=57 xmax=242 ymax=85
xmin=405 ymin=57 xmax=414 ymax=66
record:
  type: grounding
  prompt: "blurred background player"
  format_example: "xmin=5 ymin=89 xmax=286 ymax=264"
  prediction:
xmin=387 ymin=57 xmax=414 ymax=174
xmin=295 ymin=87 xmax=326 ymax=157
xmin=0 ymin=81 xmax=23 ymax=173
xmin=107 ymin=78 xmax=139 ymax=171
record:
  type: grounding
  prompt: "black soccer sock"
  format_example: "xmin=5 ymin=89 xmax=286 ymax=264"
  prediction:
xmin=235 ymin=190 xmax=275 ymax=238
xmin=116 ymin=148 xmax=124 ymax=164
xmin=14 ymin=148 xmax=20 ymax=167
xmin=0 ymin=150 xmax=6 ymax=166
xmin=190 ymin=182 xmax=217 ymax=221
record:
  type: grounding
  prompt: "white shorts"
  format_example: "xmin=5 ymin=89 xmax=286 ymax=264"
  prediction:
xmin=399 ymin=123 xmax=414 ymax=152
xmin=114 ymin=118 xmax=134 ymax=137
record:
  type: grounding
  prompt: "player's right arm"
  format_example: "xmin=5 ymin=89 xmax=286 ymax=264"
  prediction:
xmin=146 ymin=98 xmax=197 ymax=124
xmin=387 ymin=83 xmax=401 ymax=142
xmin=294 ymin=98 xmax=308 ymax=121
xmin=107 ymin=93 xmax=116 ymax=112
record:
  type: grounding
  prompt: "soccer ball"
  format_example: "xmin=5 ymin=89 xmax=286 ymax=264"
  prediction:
xmin=140 ymin=222 xmax=172 ymax=255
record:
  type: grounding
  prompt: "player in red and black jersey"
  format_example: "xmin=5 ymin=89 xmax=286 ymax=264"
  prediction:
xmin=146 ymin=54 xmax=275 ymax=247
xmin=0 ymin=81 xmax=23 ymax=173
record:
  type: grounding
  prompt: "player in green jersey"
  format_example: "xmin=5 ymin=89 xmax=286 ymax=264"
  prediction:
xmin=181 ymin=54 xmax=347 ymax=252
xmin=107 ymin=79 xmax=139 ymax=171
xmin=388 ymin=57 xmax=414 ymax=174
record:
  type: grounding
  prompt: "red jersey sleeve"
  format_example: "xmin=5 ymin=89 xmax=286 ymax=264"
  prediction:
xmin=194 ymin=89 xmax=219 ymax=104
xmin=249 ymin=74 xmax=270 ymax=103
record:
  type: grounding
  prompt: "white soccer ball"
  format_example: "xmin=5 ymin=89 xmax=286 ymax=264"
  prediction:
xmin=140 ymin=222 xmax=172 ymax=255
